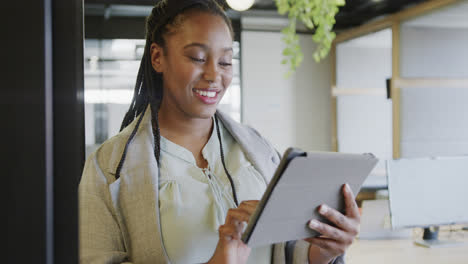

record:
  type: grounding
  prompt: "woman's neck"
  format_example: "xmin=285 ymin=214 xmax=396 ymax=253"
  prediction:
xmin=156 ymin=100 xmax=214 ymax=167
xmin=158 ymin=104 xmax=213 ymax=139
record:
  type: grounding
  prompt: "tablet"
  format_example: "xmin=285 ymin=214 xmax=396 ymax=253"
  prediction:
xmin=241 ymin=148 xmax=379 ymax=247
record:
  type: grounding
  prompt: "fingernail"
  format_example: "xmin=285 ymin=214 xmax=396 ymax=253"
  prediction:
xmin=319 ymin=205 xmax=328 ymax=214
xmin=241 ymin=221 xmax=248 ymax=233
xmin=224 ymin=236 xmax=232 ymax=241
xmin=309 ymin=220 xmax=319 ymax=229
xmin=345 ymin=183 xmax=351 ymax=192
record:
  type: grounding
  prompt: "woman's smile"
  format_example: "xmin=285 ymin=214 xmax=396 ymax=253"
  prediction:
xmin=193 ymin=88 xmax=221 ymax=104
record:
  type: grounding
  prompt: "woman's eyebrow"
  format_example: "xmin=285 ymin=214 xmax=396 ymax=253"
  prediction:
xmin=183 ymin=42 xmax=233 ymax=52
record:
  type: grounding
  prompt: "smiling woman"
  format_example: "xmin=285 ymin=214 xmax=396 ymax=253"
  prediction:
xmin=150 ymin=11 xmax=234 ymax=121
xmin=79 ymin=1 xmax=352 ymax=264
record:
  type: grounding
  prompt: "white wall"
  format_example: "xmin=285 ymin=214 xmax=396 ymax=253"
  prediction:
xmin=241 ymin=31 xmax=294 ymax=154
xmin=295 ymin=36 xmax=332 ymax=152
xmin=336 ymin=28 xmax=392 ymax=89
xmin=241 ymin=30 xmax=331 ymax=154
xmin=337 ymin=47 xmax=392 ymax=89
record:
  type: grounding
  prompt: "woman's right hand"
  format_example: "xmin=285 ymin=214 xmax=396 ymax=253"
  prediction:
xmin=207 ymin=200 xmax=259 ymax=264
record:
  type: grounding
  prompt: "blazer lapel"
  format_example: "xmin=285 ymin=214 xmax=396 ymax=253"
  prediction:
xmin=116 ymin=106 xmax=170 ymax=263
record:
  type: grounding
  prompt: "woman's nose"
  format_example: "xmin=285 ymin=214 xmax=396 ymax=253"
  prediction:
xmin=203 ymin=60 xmax=221 ymax=83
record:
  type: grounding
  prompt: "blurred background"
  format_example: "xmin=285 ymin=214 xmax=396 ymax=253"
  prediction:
xmin=7 ymin=0 xmax=468 ymax=263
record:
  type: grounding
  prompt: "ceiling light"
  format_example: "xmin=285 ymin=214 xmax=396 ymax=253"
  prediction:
xmin=226 ymin=0 xmax=255 ymax=12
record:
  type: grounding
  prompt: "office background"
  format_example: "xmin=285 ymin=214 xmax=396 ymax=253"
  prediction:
xmin=6 ymin=0 xmax=468 ymax=263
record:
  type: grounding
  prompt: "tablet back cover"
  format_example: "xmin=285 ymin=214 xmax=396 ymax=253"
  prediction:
xmin=243 ymin=151 xmax=378 ymax=247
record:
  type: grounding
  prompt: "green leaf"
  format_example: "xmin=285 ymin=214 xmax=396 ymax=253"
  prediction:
xmin=276 ymin=0 xmax=345 ymax=74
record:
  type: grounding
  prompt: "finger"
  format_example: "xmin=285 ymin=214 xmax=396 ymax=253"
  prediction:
xmin=225 ymin=201 xmax=260 ymax=224
xmin=304 ymin=236 xmax=336 ymax=250
xmin=237 ymin=200 xmax=259 ymax=214
xmin=232 ymin=218 xmax=246 ymax=235
xmin=343 ymin=184 xmax=360 ymax=219
xmin=240 ymin=200 xmax=259 ymax=206
xmin=317 ymin=204 xmax=358 ymax=235
xmin=305 ymin=237 xmax=347 ymax=256
xmin=225 ymin=208 xmax=251 ymax=225
xmin=218 ymin=224 xmax=241 ymax=241
xmin=220 ymin=220 xmax=248 ymax=240
xmin=308 ymin=219 xmax=350 ymax=242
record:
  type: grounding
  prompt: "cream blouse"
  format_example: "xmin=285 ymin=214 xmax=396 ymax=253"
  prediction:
xmin=158 ymin=118 xmax=271 ymax=264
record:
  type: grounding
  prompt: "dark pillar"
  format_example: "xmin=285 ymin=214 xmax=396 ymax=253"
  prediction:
xmin=6 ymin=1 xmax=84 ymax=263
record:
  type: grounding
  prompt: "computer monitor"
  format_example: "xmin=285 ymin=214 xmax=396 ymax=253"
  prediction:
xmin=386 ymin=157 xmax=468 ymax=248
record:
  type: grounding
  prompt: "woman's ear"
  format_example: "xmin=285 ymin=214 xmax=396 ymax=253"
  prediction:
xmin=150 ymin=43 xmax=164 ymax=73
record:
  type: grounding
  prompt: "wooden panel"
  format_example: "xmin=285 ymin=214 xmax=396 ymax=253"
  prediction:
xmin=332 ymin=87 xmax=387 ymax=96
xmin=393 ymin=0 xmax=461 ymax=22
xmin=334 ymin=0 xmax=460 ymax=44
xmin=394 ymin=78 xmax=468 ymax=88
xmin=335 ymin=19 xmax=393 ymax=44
xmin=392 ymin=23 xmax=400 ymax=159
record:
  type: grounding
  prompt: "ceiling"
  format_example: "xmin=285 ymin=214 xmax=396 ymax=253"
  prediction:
xmin=250 ymin=0 xmax=431 ymax=30
xmin=85 ymin=0 xmax=432 ymax=31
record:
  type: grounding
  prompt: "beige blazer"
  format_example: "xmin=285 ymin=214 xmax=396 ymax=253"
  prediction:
xmin=79 ymin=105 xmax=344 ymax=264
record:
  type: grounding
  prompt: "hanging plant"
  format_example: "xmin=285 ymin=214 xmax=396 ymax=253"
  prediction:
xmin=276 ymin=0 xmax=345 ymax=77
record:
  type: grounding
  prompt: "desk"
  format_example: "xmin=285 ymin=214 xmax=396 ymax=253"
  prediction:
xmin=345 ymin=227 xmax=468 ymax=264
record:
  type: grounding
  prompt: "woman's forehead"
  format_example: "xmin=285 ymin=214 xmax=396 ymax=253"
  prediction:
xmin=168 ymin=12 xmax=233 ymax=51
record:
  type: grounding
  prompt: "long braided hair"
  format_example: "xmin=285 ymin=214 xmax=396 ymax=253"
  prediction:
xmin=115 ymin=0 xmax=239 ymax=205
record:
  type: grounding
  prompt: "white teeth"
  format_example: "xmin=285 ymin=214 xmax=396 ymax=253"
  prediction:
xmin=195 ymin=90 xmax=216 ymax=98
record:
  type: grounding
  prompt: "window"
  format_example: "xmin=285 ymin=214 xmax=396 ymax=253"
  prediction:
xmin=84 ymin=39 xmax=242 ymax=157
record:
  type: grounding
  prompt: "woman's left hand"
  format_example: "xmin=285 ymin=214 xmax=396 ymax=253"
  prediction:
xmin=305 ymin=183 xmax=360 ymax=264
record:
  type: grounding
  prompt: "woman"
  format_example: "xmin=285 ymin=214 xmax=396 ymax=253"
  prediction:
xmin=79 ymin=0 xmax=360 ymax=263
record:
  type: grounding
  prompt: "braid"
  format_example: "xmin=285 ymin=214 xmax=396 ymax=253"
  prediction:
xmin=119 ymin=57 xmax=145 ymax=131
xmin=151 ymin=101 xmax=162 ymax=164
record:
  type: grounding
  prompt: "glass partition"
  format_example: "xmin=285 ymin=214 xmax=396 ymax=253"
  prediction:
xmin=398 ymin=1 xmax=468 ymax=158
xmin=335 ymin=28 xmax=393 ymax=189
xmin=400 ymin=1 xmax=468 ymax=78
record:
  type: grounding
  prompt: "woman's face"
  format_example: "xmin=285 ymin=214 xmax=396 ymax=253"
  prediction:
xmin=151 ymin=11 xmax=233 ymax=119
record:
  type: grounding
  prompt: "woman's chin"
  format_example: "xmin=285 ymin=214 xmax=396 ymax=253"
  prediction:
xmin=197 ymin=108 xmax=218 ymax=119
xmin=187 ymin=104 xmax=218 ymax=119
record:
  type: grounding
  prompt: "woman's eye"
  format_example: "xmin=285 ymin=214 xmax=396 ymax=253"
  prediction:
xmin=219 ymin=62 xmax=232 ymax=67
xmin=190 ymin=57 xmax=205 ymax=63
